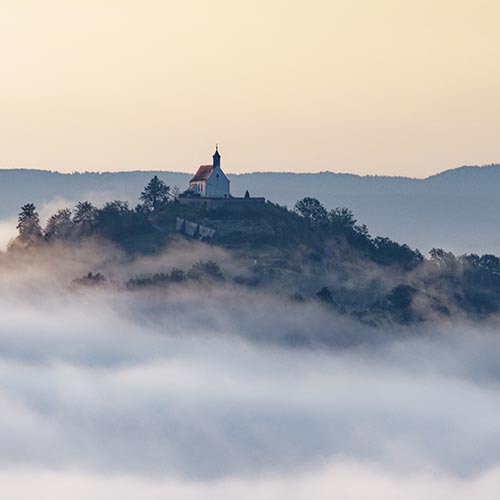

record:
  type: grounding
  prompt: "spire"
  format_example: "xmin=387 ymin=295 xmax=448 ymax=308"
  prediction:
xmin=213 ymin=144 xmax=221 ymax=168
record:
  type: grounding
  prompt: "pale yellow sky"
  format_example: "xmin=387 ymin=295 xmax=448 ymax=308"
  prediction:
xmin=0 ymin=0 xmax=499 ymax=176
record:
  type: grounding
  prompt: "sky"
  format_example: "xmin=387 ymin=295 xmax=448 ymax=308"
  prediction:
xmin=0 ymin=0 xmax=499 ymax=176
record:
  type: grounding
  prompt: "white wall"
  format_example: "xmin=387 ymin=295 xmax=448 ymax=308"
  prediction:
xmin=206 ymin=168 xmax=230 ymax=198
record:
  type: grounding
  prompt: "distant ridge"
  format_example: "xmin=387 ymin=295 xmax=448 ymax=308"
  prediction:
xmin=426 ymin=163 xmax=500 ymax=179
xmin=2 ymin=162 xmax=499 ymax=180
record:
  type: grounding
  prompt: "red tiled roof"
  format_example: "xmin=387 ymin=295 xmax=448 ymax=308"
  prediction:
xmin=190 ymin=164 xmax=214 ymax=182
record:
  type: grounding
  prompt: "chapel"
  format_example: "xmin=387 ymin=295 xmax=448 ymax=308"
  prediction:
xmin=186 ymin=146 xmax=230 ymax=198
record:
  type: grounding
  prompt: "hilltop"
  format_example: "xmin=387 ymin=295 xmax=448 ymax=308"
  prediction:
xmin=1 ymin=163 xmax=500 ymax=254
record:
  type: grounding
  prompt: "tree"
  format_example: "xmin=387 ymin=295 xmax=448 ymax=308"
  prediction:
xmin=93 ymin=200 xmax=153 ymax=243
xmin=45 ymin=208 xmax=73 ymax=240
xmin=170 ymin=186 xmax=182 ymax=202
xmin=139 ymin=176 xmax=170 ymax=212
xmin=100 ymin=200 xmax=130 ymax=216
xmin=328 ymin=207 xmax=357 ymax=230
xmin=316 ymin=286 xmax=334 ymax=304
xmin=94 ymin=200 xmax=128 ymax=232
xmin=429 ymin=248 xmax=457 ymax=273
xmin=73 ymin=201 xmax=98 ymax=237
xmin=187 ymin=260 xmax=224 ymax=282
xmin=460 ymin=253 xmax=480 ymax=268
xmin=73 ymin=272 xmax=107 ymax=287
xmin=387 ymin=284 xmax=416 ymax=310
xmin=17 ymin=203 xmax=42 ymax=243
xmin=479 ymin=254 xmax=500 ymax=274
xmin=355 ymin=224 xmax=370 ymax=238
xmin=373 ymin=237 xmax=423 ymax=269
xmin=294 ymin=197 xmax=328 ymax=225
xmin=169 ymin=267 xmax=186 ymax=282
xmin=73 ymin=201 xmax=97 ymax=227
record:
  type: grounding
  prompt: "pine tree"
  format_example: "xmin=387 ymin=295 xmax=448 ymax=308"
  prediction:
xmin=73 ymin=201 xmax=98 ymax=236
xmin=16 ymin=203 xmax=42 ymax=243
xmin=139 ymin=176 xmax=170 ymax=212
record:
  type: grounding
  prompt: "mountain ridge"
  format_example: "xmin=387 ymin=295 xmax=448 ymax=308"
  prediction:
xmin=2 ymin=162 xmax=500 ymax=179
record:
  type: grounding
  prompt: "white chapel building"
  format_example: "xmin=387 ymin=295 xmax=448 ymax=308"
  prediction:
xmin=186 ymin=146 xmax=230 ymax=198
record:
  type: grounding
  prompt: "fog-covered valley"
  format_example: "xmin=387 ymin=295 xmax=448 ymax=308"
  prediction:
xmin=1 ymin=241 xmax=500 ymax=499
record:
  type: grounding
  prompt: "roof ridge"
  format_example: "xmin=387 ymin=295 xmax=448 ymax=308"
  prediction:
xmin=190 ymin=164 xmax=214 ymax=182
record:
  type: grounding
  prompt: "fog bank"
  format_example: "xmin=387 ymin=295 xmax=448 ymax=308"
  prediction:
xmin=0 ymin=243 xmax=499 ymax=498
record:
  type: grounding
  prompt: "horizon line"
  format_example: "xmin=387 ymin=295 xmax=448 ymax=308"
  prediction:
xmin=0 ymin=162 xmax=499 ymax=181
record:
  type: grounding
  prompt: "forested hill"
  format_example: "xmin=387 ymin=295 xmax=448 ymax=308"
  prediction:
xmin=1 ymin=163 xmax=500 ymax=254
xmin=10 ymin=176 xmax=500 ymax=328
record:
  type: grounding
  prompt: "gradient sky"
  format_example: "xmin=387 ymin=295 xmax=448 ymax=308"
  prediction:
xmin=1 ymin=0 xmax=499 ymax=176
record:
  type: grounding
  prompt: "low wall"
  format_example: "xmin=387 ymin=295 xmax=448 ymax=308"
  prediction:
xmin=178 ymin=196 xmax=266 ymax=210
xmin=176 ymin=218 xmax=217 ymax=240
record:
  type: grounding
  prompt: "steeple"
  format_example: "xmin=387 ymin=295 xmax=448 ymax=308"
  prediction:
xmin=213 ymin=144 xmax=221 ymax=169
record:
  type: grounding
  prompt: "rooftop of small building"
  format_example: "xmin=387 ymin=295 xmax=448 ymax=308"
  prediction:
xmin=190 ymin=164 xmax=214 ymax=183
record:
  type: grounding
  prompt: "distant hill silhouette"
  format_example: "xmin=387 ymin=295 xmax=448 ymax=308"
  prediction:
xmin=1 ymin=164 xmax=500 ymax=254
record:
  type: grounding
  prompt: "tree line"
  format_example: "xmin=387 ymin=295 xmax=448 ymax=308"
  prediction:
xmin=14 ymin=176 xmax=176 ymax=246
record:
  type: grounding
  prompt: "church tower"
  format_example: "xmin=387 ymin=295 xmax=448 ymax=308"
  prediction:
xmin=213 ymin=145 xmax=221 ymax=169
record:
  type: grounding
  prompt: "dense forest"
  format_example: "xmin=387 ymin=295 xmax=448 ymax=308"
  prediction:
xmin=9 ymin=176 xmax=500 ymax=326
